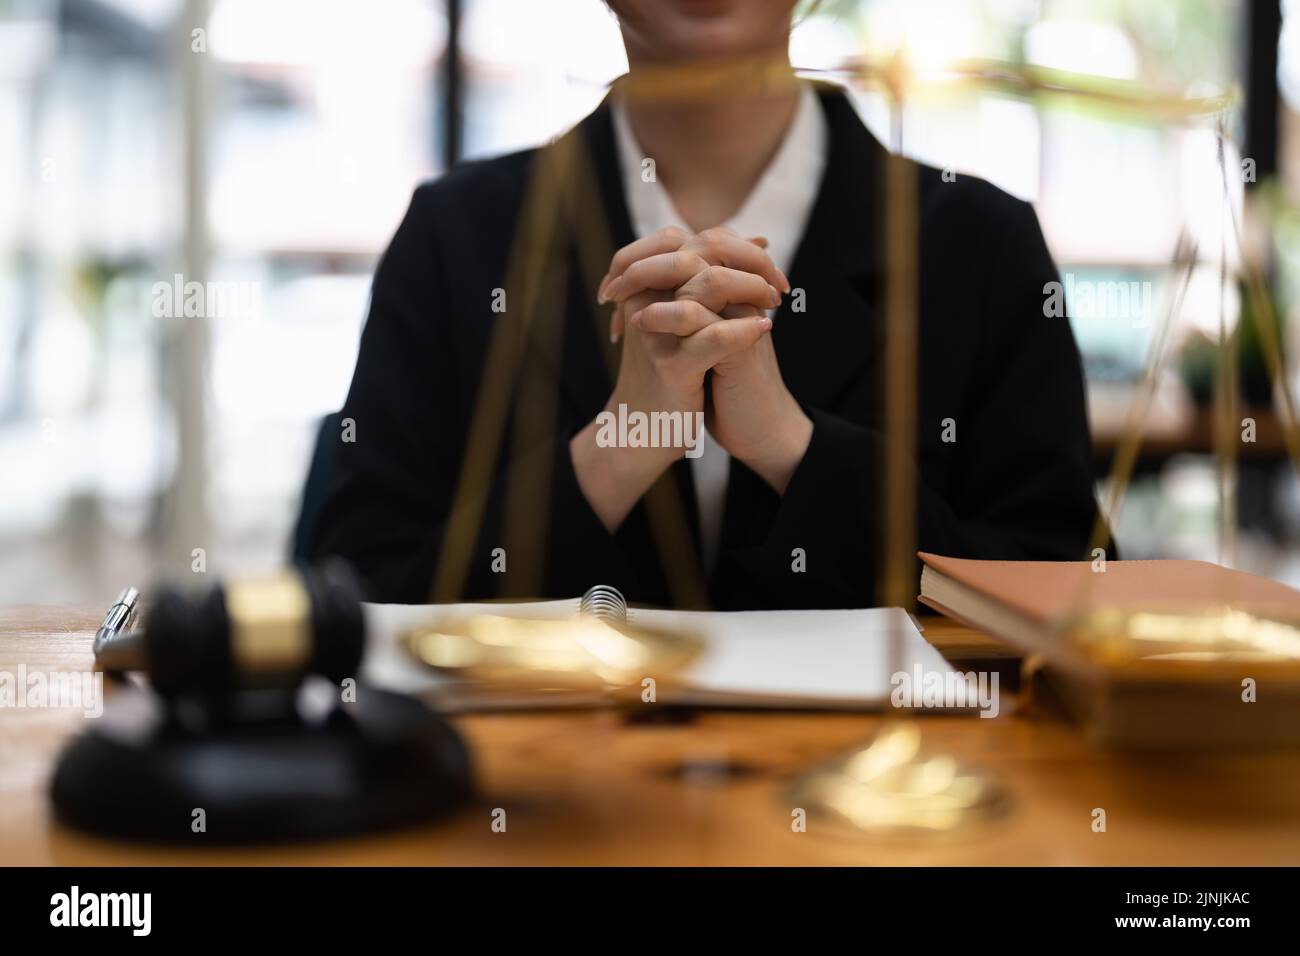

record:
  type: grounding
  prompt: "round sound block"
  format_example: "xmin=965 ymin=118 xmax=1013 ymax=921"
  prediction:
xmin=51 ymin=684 xmax=473 ymax=844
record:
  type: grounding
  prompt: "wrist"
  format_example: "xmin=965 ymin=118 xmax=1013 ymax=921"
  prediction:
xmin=739 ymin=401 xmax=813 ymax=495
xmin=570 ymin=409 xmax=680 ymax=531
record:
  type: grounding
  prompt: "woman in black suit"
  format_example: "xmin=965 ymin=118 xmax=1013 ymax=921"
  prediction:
xmin=309 ymin=0 xmax=1103 ymax=608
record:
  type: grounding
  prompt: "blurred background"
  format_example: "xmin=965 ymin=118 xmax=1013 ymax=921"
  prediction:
xmin=1 ymin=0 xmax=1298 ymax=602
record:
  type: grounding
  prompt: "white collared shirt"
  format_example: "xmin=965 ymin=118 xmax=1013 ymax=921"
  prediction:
xmin=611 ymin=81 xmax=828 ymax=570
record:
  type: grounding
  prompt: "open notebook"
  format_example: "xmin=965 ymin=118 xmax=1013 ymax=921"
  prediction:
xmin=362 ymin=601 xmax=953 ymax=713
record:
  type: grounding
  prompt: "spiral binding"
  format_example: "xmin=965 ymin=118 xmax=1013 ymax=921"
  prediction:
xmin=579 ymin=584 xmax=628 ymax=623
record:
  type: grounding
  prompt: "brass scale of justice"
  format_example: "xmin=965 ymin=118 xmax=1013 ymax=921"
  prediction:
xmin=403 ymin=47 xmax=1300 ymax=837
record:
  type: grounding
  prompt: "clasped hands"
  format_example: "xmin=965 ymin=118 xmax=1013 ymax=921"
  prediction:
xmin=570 ymin=225 xmax=813 ymax=532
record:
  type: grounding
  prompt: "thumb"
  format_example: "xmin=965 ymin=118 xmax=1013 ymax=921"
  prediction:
xmin=685 ymin=315 xmax=772 ymax=369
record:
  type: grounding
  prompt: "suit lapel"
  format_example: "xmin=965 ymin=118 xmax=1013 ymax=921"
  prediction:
xmin=770 ymin=85 xmax=884 ymax=413
xmin=571 ymin=97 xmax=705 ymax=551
xmin=718 ymin=87 xmax=888 ymax=554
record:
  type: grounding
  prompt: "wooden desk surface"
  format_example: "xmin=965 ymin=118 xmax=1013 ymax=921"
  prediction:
xmin=3 ymin=604 xmax=1298 ymax=866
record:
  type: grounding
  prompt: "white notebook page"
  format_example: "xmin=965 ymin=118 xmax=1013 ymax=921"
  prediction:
xmin=361 ymin=601 xmax=953 ymax=712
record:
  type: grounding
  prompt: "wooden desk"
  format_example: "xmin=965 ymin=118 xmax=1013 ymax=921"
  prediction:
xmin=3 ymin=605 xmax=1298 ymax=865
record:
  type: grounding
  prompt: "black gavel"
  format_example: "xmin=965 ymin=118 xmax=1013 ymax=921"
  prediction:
xmin=60 ymin=561 xmax=475 ymax=843
xmin=96 ymin=561 xmax=365 ymax=698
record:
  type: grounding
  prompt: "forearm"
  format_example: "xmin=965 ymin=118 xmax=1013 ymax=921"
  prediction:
xmin=733 ymin=398 xmax=813 ymax=495
xmin=569 ymin=414 xmax=680 ymax=532
xmin=725 ymin=404 xmax=1096 ymax=602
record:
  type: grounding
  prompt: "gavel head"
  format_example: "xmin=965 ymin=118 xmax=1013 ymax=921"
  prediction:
xmin=144 ymin=561 xmax=365 ymax=699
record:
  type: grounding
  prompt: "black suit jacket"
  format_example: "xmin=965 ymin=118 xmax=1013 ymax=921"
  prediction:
xmin=310 ymin=85 xmax=1103 ymax=608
